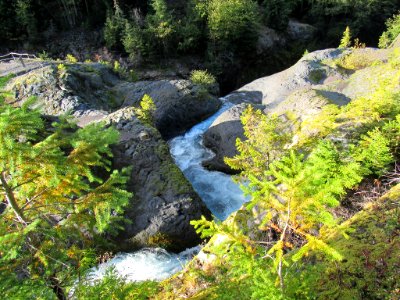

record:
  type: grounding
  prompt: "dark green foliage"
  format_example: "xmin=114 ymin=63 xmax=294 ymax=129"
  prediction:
xmin=306 ymin=0 xmax=399 ymax=45
xmin=355 ymin=129 xmax=394 ymax=175
xmin=0 ymin=0 xmax=110 ymax=46
xmin=15 ymin=0 xmax=37 ymax=42
xmin=122 ymin=21 xmax=145 ymax=61
xmin=104 ymin=2 xmax=127 ymax=49
xmin=175 ymin=0 xmax=206 ymax=53
xmin=0 ymin=74 xmax=15 ymax=90
xmin=1 ymin=0 xmax=399 ymax=53
xmin=287 ymin=185 xmax=400 ymax=299
xmin=207 ymin=0 xmax=260 ymax=44
xmin=382 ymin=115 xmax=400 ymax=157
xmin=262 ymin=0 xmax=294 ymax=31
xmin=145 ymin=0 xmax=176 ymax=56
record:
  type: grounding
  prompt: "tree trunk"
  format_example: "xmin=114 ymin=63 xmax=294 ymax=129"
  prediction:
xmin=50 ymin=275 xmax=66 ymax=300
xmin=0 ymin=171 xmax=28 ymax=224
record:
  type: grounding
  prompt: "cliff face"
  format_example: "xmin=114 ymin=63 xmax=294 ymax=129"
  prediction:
xmin=4 ymin=62 xmax=219 ymax=251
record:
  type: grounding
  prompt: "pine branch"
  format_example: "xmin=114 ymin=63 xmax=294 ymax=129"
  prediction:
xmin=0 ymin=171 xmax=28 ymax=224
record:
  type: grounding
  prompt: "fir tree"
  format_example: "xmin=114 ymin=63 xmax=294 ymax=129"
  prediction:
xmin=0 ymin=100 xmax=131 ymax=298
xmin=224 ymin=109 xmax=363 ymax=292
xmin=339 ymin=26 xmax=352 ymax=48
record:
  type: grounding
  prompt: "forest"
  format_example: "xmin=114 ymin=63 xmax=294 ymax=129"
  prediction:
xmin=1 ymin=0 xmax=400 ymax=92
xmin=1 ymin=0 xmax=400 ymax=299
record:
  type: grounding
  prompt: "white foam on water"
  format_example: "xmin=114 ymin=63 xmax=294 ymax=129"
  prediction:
xmin=169 ymin=101 xmax=248 ymax=220
xmin=90 ymin=100 xmax=248 ymax=283
xmin=87 ymin=247 xmax=200 ymax=283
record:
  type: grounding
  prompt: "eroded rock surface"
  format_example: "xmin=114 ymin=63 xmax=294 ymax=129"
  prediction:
xmin=9 ymin=63 xmax=221 ymax=138
xmin=103 ymin=108 xmax=211 ymax=251
xmin=204 ymin=48 xmax=391 ymax=173
xmin=5 ymin=62 xmax=216 ymax=251
xmin=114 ymin=79 xmax=220 ymax=139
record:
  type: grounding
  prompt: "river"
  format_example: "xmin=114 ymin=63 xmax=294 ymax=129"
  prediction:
xmin=88 ymin=101 xmax=247 ymax=282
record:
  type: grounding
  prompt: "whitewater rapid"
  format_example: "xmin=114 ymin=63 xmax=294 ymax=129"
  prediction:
xmin=89 ymin=101 xmax=247 ymax=283
xmin=169 ymin=102 xmax=247 ymax=220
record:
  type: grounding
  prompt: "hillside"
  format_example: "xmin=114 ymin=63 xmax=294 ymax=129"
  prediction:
xmin=1 ymin=1 xmax=400 ymax=299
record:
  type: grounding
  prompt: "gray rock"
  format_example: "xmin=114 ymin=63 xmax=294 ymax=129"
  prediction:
xmin=6 ymin=62 xmax=214 ymax=251
xmin=256 ymin=26 xmax=285 ymax=55
xmin=203 ymin=103 xmax=264 ymax=173
xmin=203 ymin=104 xmax=247 ymax=173
xmin=103 ymin=108 xmax=211 ymax=251
xmin=113 ymin=79 xmax=221 ymax=139
xmin=256 ymin=20 xmax=317 ymax=57
xmin=287 ymin=20 xmax=317 ymax=41
xmin=235 ymin=48 xmax=347 ymax=108
xmin=10 ymin=63 xmax=220 ymax=139
xmin=203 ymin=48 xmax=390 ymax=174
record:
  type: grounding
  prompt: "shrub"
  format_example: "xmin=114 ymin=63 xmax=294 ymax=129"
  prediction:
xmin=112 ymin=61 xmax=138 ymax=82
xmin=72 ymin=269 xmax=159 ymax=299
xmin=334 ymin=51 xmax=377 ymax=70
xmin=38 ymin=50 xmax=50 ymax=61
xmin=57 ymin=63 xmax=66 ymax=71
xmin=66 ymin=54 xmax=78 ymax=63
xmin=190 ymin=70 xmax=216 ymax=86
xmin=135 ymin=94 xmax=156 ymax=125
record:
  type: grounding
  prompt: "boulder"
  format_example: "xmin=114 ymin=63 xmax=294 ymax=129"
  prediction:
xmin=256 ymin=26 xmax=285 ymax=55
xmin=256 ymin=20 xmax=317 ymax=57
xmin=9 ymin=63 xmax=221 ymax=139
xmin=6 ymin=62 xmax=214 ymax=251
xmin=234 ymin=48 xmax=347 ymax=107
xmin=204 ymin=48 xmax=391 ymax=173
xmin=203 ymin=103 xmax=264 ymax=173
xmin=10 ymin=63 xmax=120 ymax=119
xmin=114 ymin=79 xmax=221 ymax=139
xmin=103 ymin=108 xmax=211 ymax=251
xmin=287 ymin=19 xmax=317 ymax=41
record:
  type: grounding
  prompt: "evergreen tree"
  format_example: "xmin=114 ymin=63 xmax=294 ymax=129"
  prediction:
xmin=104 ymin=0 xmax=127 ymax=49
xmin=262 ymin=0 xmax=294 ymax=31
xmin=379 ymin=13 xmax=400 ymax=48
xmin=123 ymin=20 xmax=145 ymax=61
xmin=0 ymin=100 xmax=131 ymax=298
xmin=207 ymin=0 xmax=260 ymax=44
xmin=224 ymin=108 xmax=364 ymax=292
xmin=339 ymin=26 xmax=352 ymax=48
xmin=135 ymin=94 xmax=156 ymax=125
xmin=146 ymin=0 xmax=176 ymax=56
xmin=225 ymin=105 xmax=291 ymax=178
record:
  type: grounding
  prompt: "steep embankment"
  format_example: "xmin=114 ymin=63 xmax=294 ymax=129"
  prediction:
xmin=4 ymin=61 xmax=221 ymax=251
xmin=149 ymin=47 xmax=400 ymax=299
